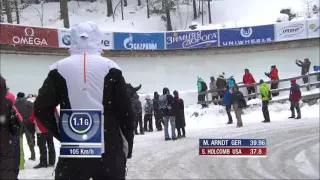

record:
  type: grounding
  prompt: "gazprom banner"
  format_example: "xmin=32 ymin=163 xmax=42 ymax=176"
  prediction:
xmin=307 ymin=19 xmax=320 ymax=38
xmin=113 ymin=32 xmax=165 ymax=50
xmin=220 ymin=25 xmax=275 ymax=47
xmin=275 ymin=20 xmax=307 ymax=41
xmin=166 ymin=30 xmax=218 ymax=49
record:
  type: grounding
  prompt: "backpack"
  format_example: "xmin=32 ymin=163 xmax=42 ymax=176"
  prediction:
xmin=158 ymin=94 xmax=171 ymax=110
xmin=201 ymin=81 xmax=208 ymax=91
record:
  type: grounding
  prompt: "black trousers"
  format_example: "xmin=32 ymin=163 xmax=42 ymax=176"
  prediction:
xmin=211 ymin=95 xmax=218 ymax=105
xmin=198 ymin=94 xmax=207 ymax=108
xmin=290 ymin=102 xmax=301 ymax=117
xmin=37 ymin=133 xmax=55 ymax=166
xmin=143 ymin=114 xmax=153 ymax=131
xmin=271 ymin=82 xmax=279 ymax=97
xmin=247 ymin=86 xmax=256 ymax=100
xmin=262 ymin=101 xmax=270 ymax=121
xmin=55 ymin=154 xmax=126 ymax=180
xmin=177 ymin=127 xmax=185 ymax=136
xmin=154 ymin=110 xmax=163 ymax=130
xmin=225 ymin=105 xmax=233 ymax=123
xmin=134 ymin=113 xmax=143 ymax=133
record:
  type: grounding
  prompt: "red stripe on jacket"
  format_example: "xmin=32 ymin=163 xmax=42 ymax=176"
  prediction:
xmin=29 ymin=108 xmax=59 ymax=133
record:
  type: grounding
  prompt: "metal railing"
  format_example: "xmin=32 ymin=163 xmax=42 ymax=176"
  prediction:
xmin=197 ymin=71 xmax=320 ymax=105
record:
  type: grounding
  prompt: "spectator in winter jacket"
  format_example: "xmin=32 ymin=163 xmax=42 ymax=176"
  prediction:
xmin=144 ymin=95 xmax=154 ymax=132
xmin=172 ymin=90 xmax=186 ymax=138
xmin=216 ymin=73 xmax=227 ymax=102
xmin=314 ymin=65 xmax=320 ymax=88
xmin=29 ymin=106 xmax=58 ymax=168
xmin=243 ymin=69 xmax=256 ymax=100
xmin=6 ymin=91 xmax=25 ymax=174
xmin=209 ymin=76 xmax=218 ymax=105
xmin=223 ymin=86 xmax=233 ymax=124
xmin=132 ymin=93 xmax=144 ymax=135
xmin=0 ymin=74 xmax=23 ymax=180
xmin=227 ymin=76 xmax=237 ymax=92
xmin=259 ymin=80 xmax=271 ymax=123
xmin=159 ymin=87 xmax=176 ymax=141
xmin=15 ymin=92 xmax=36 ymax=161
xmin=153 ymin=92 xmax=163 ymax=131
xmin=230 ymin=87 xmax=246 ymax=128
xmin=265 ymin=65 xmax=279 ymax=97
xmin=197 ymin=77 xmax=208 ymax=108
xmin=33 ymin=22 xmax=135 ymax=179
xmin=289 ymin=78 xmax=302 ymax=119
xmin=296 ymin=58 xmax=311 ymax=87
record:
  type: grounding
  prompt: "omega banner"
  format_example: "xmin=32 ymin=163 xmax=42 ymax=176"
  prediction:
xmin=0 ymin=24 xmax=59 ymax=48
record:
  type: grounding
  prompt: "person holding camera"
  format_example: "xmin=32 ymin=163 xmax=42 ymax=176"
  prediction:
xmin=15 ymin=92 xmax=36 ymax=161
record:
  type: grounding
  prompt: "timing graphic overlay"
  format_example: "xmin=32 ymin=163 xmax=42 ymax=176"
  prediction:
xmin=199 ymin=139 xmax=267 ymax=157
xmin=59 ymin=109 xmax=102 ymax=158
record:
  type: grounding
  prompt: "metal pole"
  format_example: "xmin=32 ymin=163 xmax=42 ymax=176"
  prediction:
xmin=120 ymin=0 xmax=124 ymax=20
xmin=201 ymin=0 xmax=204 ymax=25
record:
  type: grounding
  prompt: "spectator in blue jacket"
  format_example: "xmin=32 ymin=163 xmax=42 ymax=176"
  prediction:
xmin=223 ymin=86 xmax=233 ymax=124
xmin=227 ymin=76 xmax=236 ymax=92
xmin=314 ymin=65 xmax=320 ymax=88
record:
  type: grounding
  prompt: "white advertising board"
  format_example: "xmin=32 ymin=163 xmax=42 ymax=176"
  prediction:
xmin=57 ymin=29 xmax=114 ymax=50
xmin=275 ymin=20 xmax=307 ymax=41
xmin=307 ymin=19 xmax=320 ymax=38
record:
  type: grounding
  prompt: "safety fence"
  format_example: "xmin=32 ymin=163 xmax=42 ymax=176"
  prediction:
xmin=197 ymin=71 xmax=320 ymax=105
xmin=0 ymin=19 xmax=319 ymax=50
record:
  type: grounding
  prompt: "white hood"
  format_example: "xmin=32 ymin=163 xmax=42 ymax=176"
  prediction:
xmin=70 ymin=21 xmax=103 ymax=55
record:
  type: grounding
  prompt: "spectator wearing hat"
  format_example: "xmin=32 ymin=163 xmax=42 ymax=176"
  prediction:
xmin=172 ymin=90 xmax=186 ymax=138
xmin=296 ymin=58 xmax=311 ymax=89
xmin=265 ymin=65 xmax=279 ymax=97
xmin=289 ymin=78 xmax=301 ymax=119
xmin=143 ymin=94 xmax=154 ymax=132
xmin=209 ymin=76 xmax=218 ymax=105
xmin=243 ymin=69 xmax=256 ymax=100
xmin=259 ymin=80 xmax=271 ymax=123
xmin=216 ymin=73 xmax=227 ymax=104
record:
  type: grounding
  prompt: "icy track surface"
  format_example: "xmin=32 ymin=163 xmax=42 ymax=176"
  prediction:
xmin=19 ymin=103 xmax=320 ymax=179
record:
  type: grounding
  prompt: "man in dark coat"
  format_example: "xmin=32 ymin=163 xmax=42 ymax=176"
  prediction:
xmin=0 ymin=74 xmax=23 ymax=180
xmin=153 ymin=92 xmax=163 ymax=131
xmin=159 ymin=88 xmax=176 ymax=141
xmin=172 ymin=91 xmax=186 ymax=138
xmin=216 ymin=73 xmax=227 ymax=103
xmin=14 ymin=92 xmax=36 ymax=161
xmin=288 ymin=78 xmax=302 ymax=119
xmin=132 ymin=93 xmax=144 ymax=135
xmin=296 ymin=58 xmax=311 ymax=90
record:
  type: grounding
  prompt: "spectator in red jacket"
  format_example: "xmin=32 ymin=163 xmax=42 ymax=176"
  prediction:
xmin=243 ymin=69 xmax=256 ymax=100
xmin=265 ymin=65 xmax=279 ymax=97
xmin=288 ymin=78 xmax=301 ymax=119
xmin=29 ymin=107 xmax=58 ymax=169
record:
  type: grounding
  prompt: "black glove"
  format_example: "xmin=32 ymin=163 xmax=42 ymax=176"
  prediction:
xmin=27 ymin=121 xmax=35 ymax=134
xmin=264 ymin=72 xmax=270 ymax=77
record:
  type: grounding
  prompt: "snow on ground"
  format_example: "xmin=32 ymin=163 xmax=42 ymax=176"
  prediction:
xmin=19 ymin=100 xmax=320 ymax=179
xmin=15 ymin=0 xmax=319 ymax=31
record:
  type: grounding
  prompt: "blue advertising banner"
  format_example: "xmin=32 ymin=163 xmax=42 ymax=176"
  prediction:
xmin=166 ymin=30 xmax=218 ymax=49
xmin=220 ymin=25 xmax=275 ymax=47
xmin=113 ymin=32 xmax=165 ymax=50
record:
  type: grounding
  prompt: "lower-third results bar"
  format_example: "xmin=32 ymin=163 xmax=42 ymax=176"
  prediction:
xmin=199 ymin=147 xmax=267 ymax=157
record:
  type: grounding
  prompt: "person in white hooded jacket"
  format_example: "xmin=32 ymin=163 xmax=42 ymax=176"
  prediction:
xmin=33 ymin=22 xmax=135 ymax=180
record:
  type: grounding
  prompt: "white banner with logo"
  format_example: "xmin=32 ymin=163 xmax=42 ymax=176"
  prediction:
xmin=307 ymin=19 xmax=320 ymax=38
xmin=275 ymin=20 xmax=307 ymax=42
xmin=57 ymin=29 xmax=114 ymax=50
